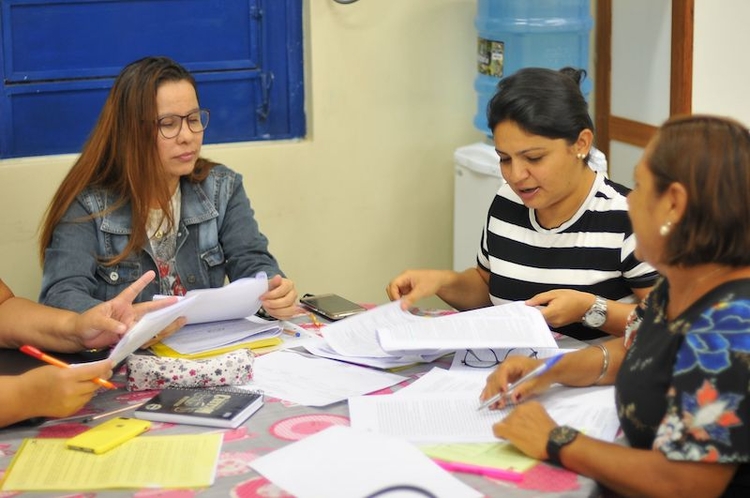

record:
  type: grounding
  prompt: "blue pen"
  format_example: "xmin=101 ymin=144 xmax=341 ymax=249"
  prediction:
xmin=477 ymin=353 xmax=565 ymax=411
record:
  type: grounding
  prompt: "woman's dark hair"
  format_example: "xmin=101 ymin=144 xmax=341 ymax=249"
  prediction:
xmin=649 ymin=114 xmax=750 ymax=266
xmin=486 ymin=67 xmax=594 ymax=149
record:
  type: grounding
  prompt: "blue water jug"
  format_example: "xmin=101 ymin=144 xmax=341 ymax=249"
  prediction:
xmin=474 ymin=0 xmax=593 ymax=134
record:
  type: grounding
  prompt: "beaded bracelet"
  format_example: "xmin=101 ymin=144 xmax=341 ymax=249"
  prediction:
xmin=592 ymin=343 xmax=610 ymax=385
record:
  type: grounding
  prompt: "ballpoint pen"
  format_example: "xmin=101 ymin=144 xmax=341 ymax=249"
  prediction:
xmin=39 ymin=401 xmax=148 ymax=426
xmin=433 ymin=459 xmax=524 ymax=482
xmin=20 ymin=345 xmax=116 ymax=390
xmin=476 ymin=353 xmax=565 ymax=411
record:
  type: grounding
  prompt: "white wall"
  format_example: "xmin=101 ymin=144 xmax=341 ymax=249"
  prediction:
xmin=0 ymin=0 xmax=483 ymax=304
xmin=608 ymin=0 xmax=750 ymax=187
xmin=692 ymin=0 xmax=750 ymax=122
xmin=608 ymin=0 xmax=672 ymax=187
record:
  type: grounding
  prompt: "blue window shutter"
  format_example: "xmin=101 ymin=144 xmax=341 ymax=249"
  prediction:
xmin=0 ymin=0 xmax=304 ymax=158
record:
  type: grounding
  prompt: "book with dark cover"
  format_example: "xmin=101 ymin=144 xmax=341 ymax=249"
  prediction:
xmin=134 ymin=387 xmax=263 ymax=428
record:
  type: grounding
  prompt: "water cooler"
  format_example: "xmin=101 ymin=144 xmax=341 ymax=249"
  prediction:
xmin=473 ymin=0 xmax=593 ymax=133
xmin=453 ymin=142 xmax=503 ymax=271
xmin=453 ymin=0 xmax=593 ymax=270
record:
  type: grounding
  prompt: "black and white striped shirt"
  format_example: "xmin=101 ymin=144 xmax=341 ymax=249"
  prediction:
xmin=477 ymin=173 xmax=658 ymax=340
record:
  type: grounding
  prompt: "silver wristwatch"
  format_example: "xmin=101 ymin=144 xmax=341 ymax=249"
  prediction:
xmin=582 ymin=296 xmax=607 ymax=328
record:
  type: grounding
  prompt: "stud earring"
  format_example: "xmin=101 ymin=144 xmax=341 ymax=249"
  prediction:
xmin=576 ymin=153 xmax=585 ymax=160
xmin=659 ymin=220 xmax=672 ymax=236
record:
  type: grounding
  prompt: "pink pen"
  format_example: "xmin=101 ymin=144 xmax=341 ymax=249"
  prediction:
xmin=433 ymin=459 xmax=524 ymax=482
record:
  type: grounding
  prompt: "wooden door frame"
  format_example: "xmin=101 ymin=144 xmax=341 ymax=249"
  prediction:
xmin=594 ymin=0 xmax=694 ymax=159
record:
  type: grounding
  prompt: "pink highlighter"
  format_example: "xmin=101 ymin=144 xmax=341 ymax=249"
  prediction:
xmin=433 ymin=458 xmax=524 ymax=482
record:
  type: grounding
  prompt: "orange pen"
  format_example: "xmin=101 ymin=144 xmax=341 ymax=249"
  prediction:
xmin=20 ymin=345 xmax=116 ymax=390
xmin=306 ymin=312 xmax=323 ymax=329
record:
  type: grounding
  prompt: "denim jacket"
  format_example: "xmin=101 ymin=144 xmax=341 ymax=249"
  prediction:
xmin=40 ymin=165 xmax=284 ymax=312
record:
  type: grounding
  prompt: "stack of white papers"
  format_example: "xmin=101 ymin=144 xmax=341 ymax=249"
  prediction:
xmin=309 ymin=301 xmax=448 ymax=369
xmin=320 ymin=301 xmax=435 ymax=357
xmin=154 ymin=275 xmax=268 ymax=324
xmin=303 ymin=340 xmax=446 ymax=370
xmin=108 ymin=295 xmax=198 ymax=364
xmin=313 ymin=300 xmax=557 ymax=369
xmin=244 ymin=350 xmax=407 ymax=406
xmin=161 ymin=316 xmax=280 ymax=355
xmin=376 ymin=301 xmax=557 ymax=353
xmin=107 ymin=275 xmax=269 ymax=364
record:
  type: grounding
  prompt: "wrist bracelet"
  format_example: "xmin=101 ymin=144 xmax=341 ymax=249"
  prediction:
xmin=592 ymin=344 xmax=610 ymax=385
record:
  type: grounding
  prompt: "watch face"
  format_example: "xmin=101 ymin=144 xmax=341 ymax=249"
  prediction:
xmin=547 ymin=425 xmax=580 ymax=465
xmin=584 ymin=310 xmax=606 ymax=328
xmin=551 ymin=425 xmax=579 ymax=445
xmin=583 ymin=297 xmax=607 ymax=328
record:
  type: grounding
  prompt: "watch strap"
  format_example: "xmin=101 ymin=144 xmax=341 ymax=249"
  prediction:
xmin=582 ymin=295 xmax=607 ymax=328
xmin=546 ymin=425 xmax=580 ymax=466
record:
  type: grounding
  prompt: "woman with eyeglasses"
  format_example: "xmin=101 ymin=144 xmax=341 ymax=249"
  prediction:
xmin=482 ymin=115 xmax=750 ymax=497
xmin=38 ymin=56 xmax=297 ymax=338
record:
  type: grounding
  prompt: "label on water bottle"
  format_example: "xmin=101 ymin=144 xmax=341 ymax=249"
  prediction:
xmin=477 ymin=37 xmax=504 ymax=77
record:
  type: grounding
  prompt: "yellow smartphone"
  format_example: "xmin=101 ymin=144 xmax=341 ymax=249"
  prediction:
xmin=66 ymin=417 xmax=151 ymax=454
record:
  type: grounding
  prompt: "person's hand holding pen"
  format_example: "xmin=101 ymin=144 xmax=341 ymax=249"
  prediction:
xmin=9 ymin=356 xmax=114 ymax=423
xmin=479 ymin=354 xmax=563 ymax=409
xmin=479 ymin=353 xmax=567 ymax=461
xmin=21 ymin=345 xmax=115 ymax=389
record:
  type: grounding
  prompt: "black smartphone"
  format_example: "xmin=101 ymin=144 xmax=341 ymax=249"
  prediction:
xmin=299 ymin=294 xmax=366 ymax=321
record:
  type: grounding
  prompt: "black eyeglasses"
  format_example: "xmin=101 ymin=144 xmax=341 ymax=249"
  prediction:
xmin=157 ymin=109 xmax=210 ymax=139
xmin=461 ymin=348 xmax=539 ymax=369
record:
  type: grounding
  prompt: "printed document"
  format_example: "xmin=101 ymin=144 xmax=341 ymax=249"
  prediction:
xmin=397 ymin=367 xmax=486 ymax=395
xmin=349 ymin=384 xmax=619 ymax=444
xmin=244 ymin=350 xmax=407 ymax=406
xmin=161 ymin=315 xmax=280 ymax=355
xmin=154 ymin=274 xmax=268 ymax=324
xmin=376 ymin=301 xmax=557 ymax=353
xmin=321 ymin=300 xmax=433 ymax=357
xmin=109 ymin=275 xmax=269 ymax=364
xmin=404 ymin=370 xmax=539 ymax=472
xmin=250 ymin=425 xmax=482 ymax=498
xmin=1 ymin=434 xmax=222 ymax=491
xmin=108 ymin=295 xmax=197 ymax=364
xmin=304 ymin=340 xmax=446 ymax=370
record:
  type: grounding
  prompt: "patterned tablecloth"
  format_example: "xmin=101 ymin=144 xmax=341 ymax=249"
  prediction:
xmin=0 ymin=335 xmax=602 ymax=498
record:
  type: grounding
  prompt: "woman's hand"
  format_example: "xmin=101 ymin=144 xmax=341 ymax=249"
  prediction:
xmin=493 ymin=401 xmax=558 ymax=460
xmin=70 ymin=271 xmax=179 ymax=351
xmin=480 ymin=356 xmax=552 ymax=408
xmin=385 ymin=269 xmax=452 ymax=309
xmin=525 ymin=289 xmax=593 ymax=329
xmin=261 ymin=275 xmax=298 ymax=320
xmin=26 ymin=360 xmax=113 ymax=419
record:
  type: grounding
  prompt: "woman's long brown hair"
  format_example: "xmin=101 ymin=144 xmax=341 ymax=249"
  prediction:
xmin=39 ymin=56 xmax=215 ymax=266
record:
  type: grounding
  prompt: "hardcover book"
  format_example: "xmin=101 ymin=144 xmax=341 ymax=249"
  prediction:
xmin=135 ymin=387 xmax=263 ymax=428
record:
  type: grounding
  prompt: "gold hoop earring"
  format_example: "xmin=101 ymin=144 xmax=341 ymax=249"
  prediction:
xmin=659 ymin=220 xmax=672 ymax=237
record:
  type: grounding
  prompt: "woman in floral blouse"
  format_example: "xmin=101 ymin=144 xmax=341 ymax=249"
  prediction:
xmin=481 ymin=114 xmax=749 ymax=497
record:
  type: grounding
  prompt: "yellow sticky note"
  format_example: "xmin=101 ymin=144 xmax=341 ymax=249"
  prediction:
xmin=420 ymin=442 xmax=538 ymax=472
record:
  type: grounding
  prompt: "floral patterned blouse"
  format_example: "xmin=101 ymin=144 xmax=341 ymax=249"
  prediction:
xmin=616 ymin=277 xmax=750 ymax=496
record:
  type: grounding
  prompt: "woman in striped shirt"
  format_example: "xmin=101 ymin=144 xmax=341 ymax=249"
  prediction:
xmin=387 ymin=67 xmax=657 ymax=341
